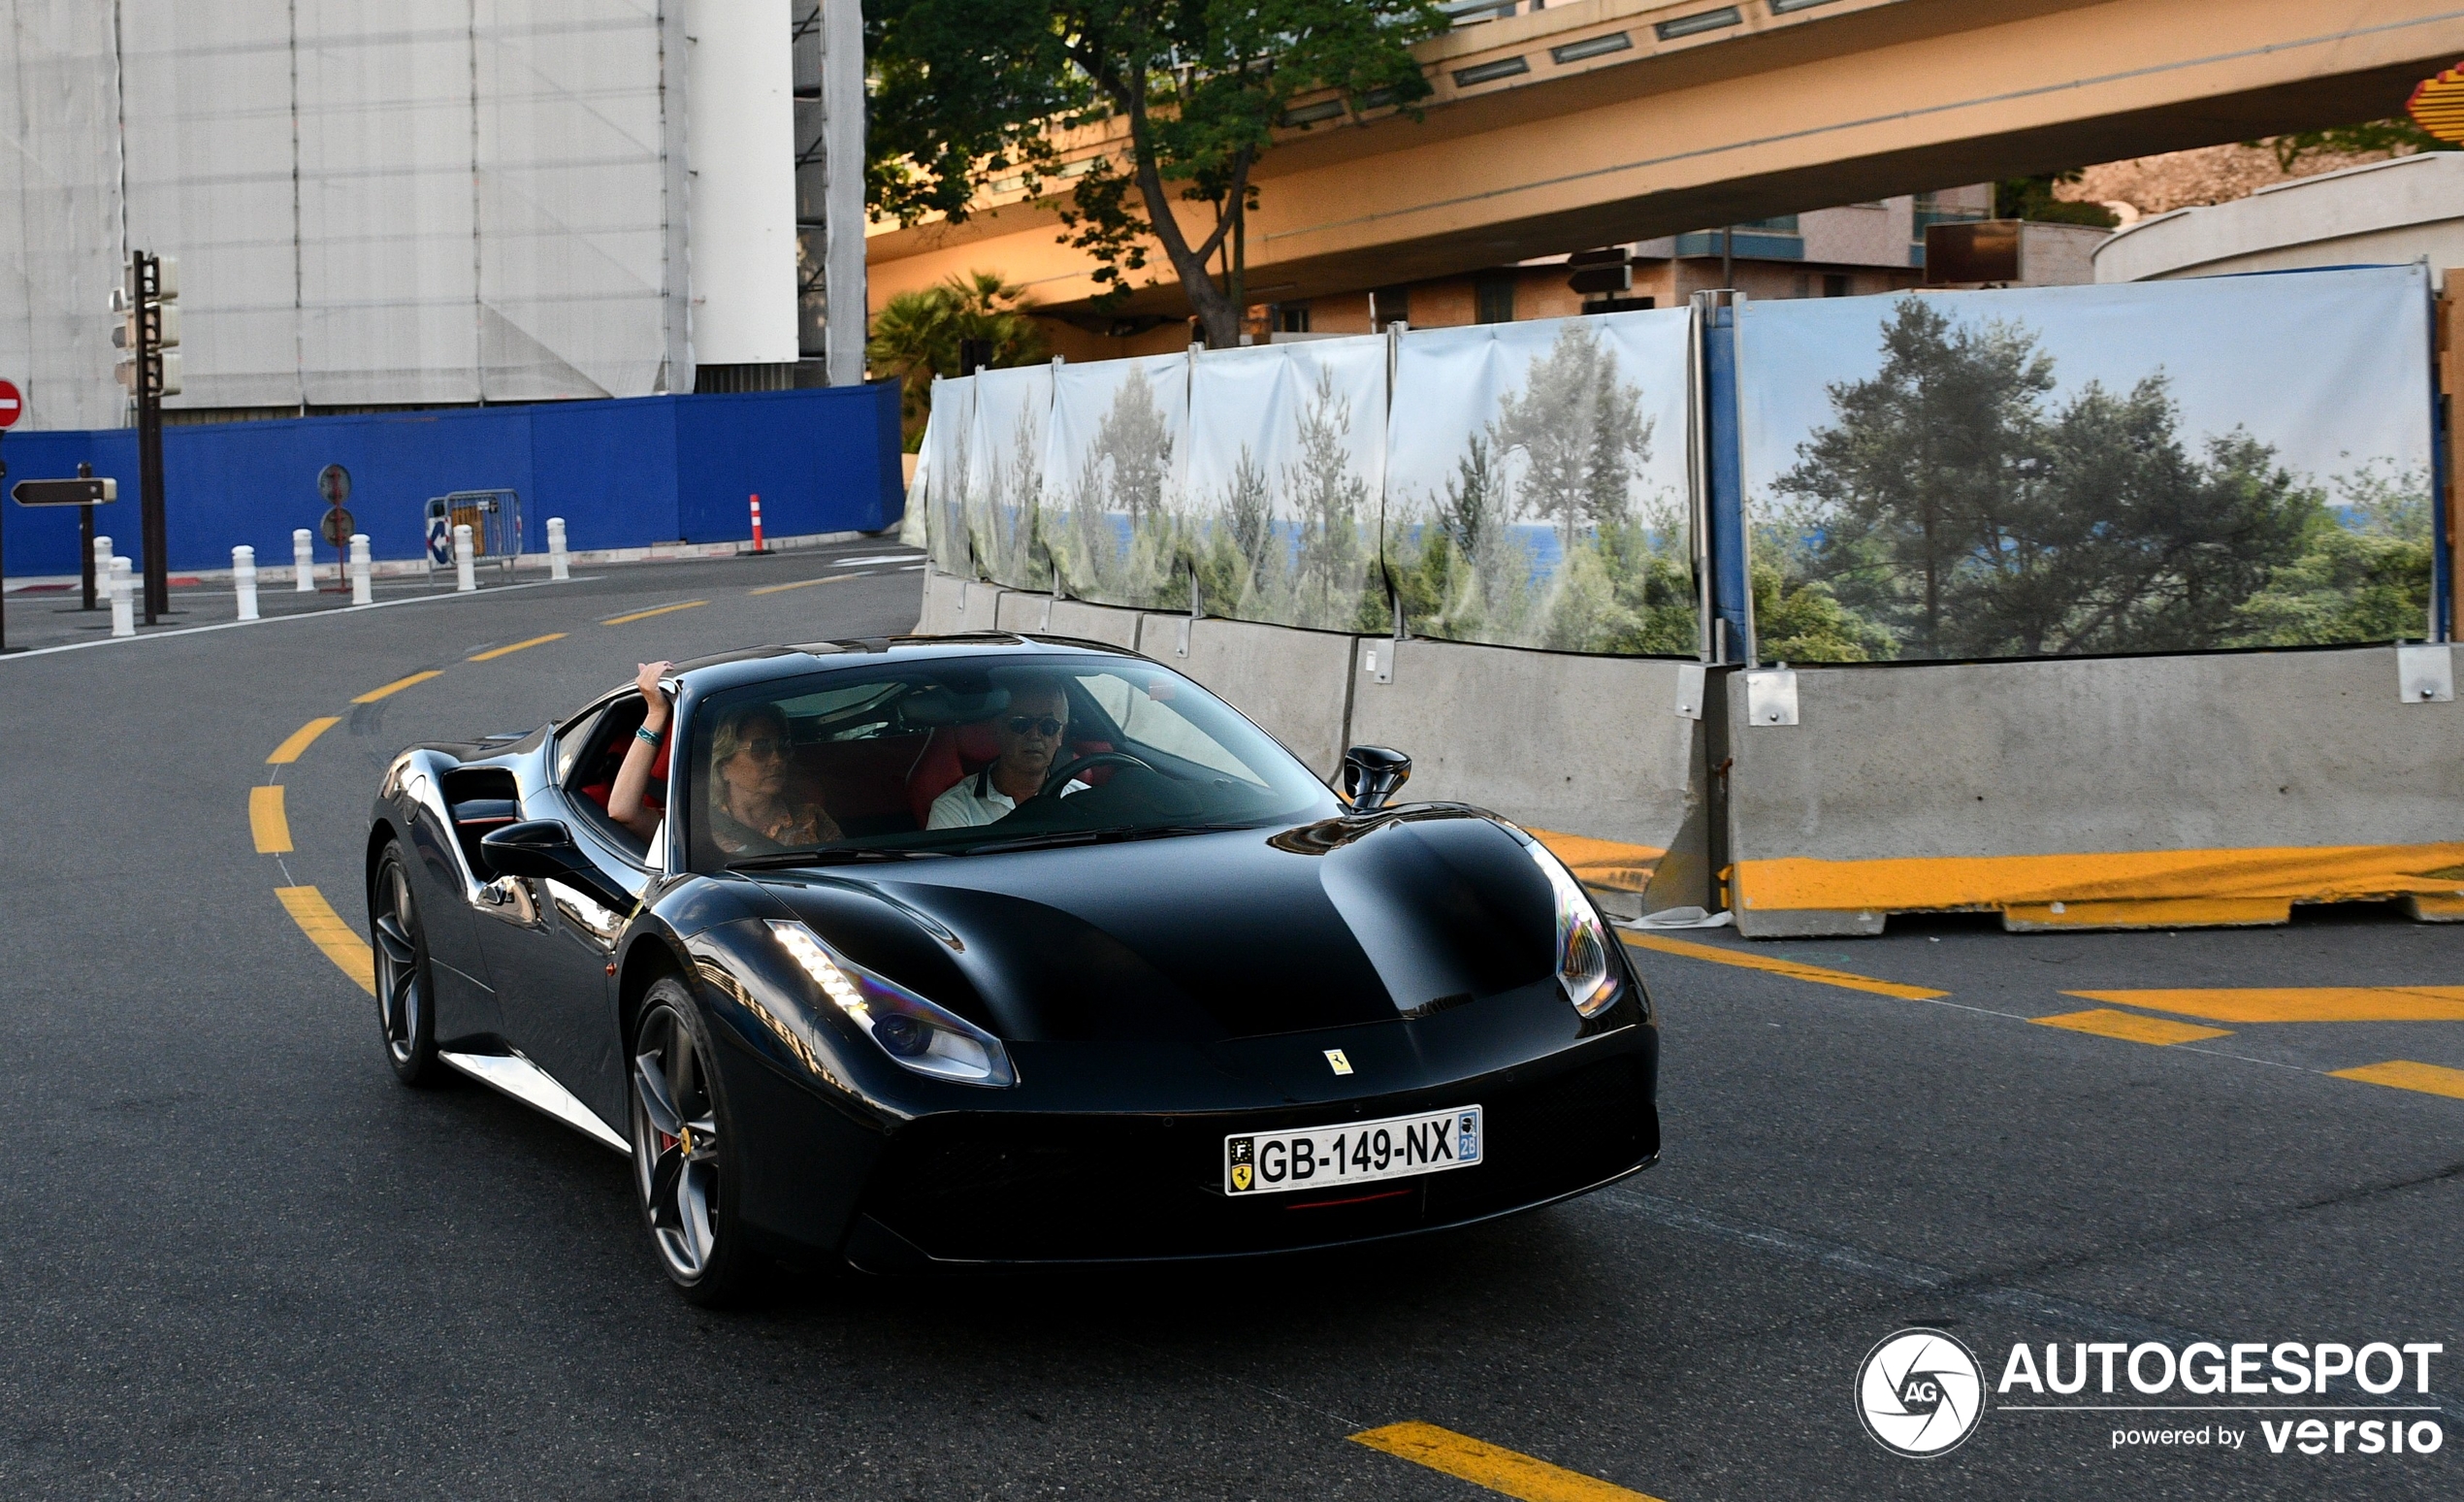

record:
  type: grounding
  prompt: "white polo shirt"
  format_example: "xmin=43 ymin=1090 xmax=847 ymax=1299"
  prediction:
xmin=926 ymin=767 xmax=1088 ymax=829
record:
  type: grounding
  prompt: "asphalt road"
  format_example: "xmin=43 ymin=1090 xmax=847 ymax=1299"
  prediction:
xmin=0 ymin=542 xmax=2455 ymax=1499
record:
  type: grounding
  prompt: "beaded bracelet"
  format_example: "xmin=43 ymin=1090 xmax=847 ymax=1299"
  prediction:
xmin=634 ymin=726 xmax=664 ymax=748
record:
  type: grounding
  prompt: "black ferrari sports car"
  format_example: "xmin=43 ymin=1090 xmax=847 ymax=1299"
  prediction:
xmin=366 ymin=634 xmax=1659 ymax=1300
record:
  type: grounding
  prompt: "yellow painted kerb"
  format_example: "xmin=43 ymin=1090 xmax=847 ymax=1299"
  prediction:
xmin=1733 ymin=842 xmax=2464 ymax=921
xmin=266 ymin=716 xmax=340 ymax=765
xmin=249 ymin=786 xmax=293 ymax=854
xmin=1350 ymin=1421 xmax=1666 ymax=1502
xmin=276 ymin=885 xmax=375 ymax=996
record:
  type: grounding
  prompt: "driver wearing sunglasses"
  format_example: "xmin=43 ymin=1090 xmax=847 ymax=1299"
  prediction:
xmin=927 ymin=676 xmax=1090 ymax=830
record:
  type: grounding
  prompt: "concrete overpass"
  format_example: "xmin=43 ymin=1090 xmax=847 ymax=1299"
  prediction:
xmin=867 ymin=0 xmax=2464 ymax=324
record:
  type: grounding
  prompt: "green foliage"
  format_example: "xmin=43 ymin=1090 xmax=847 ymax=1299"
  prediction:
xmin=1774 ymin=297 xmax=2346 ymax=659
xmin=1749 ymin=555 xmax=1895 ymax=663
xmin=2231 ymin=462 xmax=2434 ymax=645
xmin=866 ymin=272 xmax=1048 ymax=448
xmin=866 ymin=0 xmax=1446 ymax=344
xmin=1994 ymin=172 xmax=2119 ymax=227
xmin=2255 ymin=118 xmax=2457 ymax=173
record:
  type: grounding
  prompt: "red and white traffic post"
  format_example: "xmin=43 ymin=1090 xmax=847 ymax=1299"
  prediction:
xmin=0 ymin=377 xmax=18 ymax=652
xmin=748 ymin=493 xmax=765 ymax=554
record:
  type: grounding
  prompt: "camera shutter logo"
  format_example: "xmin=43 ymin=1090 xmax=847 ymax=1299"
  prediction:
xmin=1857 ymin=1327 xmax=1986 ymax=1457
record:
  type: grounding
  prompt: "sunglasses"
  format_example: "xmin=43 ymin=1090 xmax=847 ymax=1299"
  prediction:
xmin=1004 ymin=715 xmax=1065 ymax=737
xmin=732 ymin=737 xmax=788 ymax=761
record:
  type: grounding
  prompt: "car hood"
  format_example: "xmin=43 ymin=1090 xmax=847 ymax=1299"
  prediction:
xmin=751 ymin=809 xmax=1563 ymax=1043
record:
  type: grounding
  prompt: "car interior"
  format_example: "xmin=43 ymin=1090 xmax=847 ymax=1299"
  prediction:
xmin=555 ymin=662 xmax=1307 ymax=868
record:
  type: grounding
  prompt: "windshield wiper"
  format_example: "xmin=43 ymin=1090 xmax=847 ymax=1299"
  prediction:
xmin=727 ymin=847 xmax=938 ymax=870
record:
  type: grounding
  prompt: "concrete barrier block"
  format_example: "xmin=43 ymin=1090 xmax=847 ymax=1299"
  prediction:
xmin=915 ymin=569 xmax=1004 ymax=634
xmin=1724 ymin=645 xmax=2464 ymax=936
xmin=1041 ymin=598 xmax=1143 ymax=650
xmin=1350 ymin=637 xmax=1697 ymax=902
xmin=1135 ymin=613 xmax=1354 ymax=779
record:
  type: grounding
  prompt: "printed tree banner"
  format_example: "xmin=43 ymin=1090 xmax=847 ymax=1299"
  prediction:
xmin=1736 ymin=266 xmax=2438 ymax=662
xmin=1381 ymin=310 xmax=1699 ymax=653
xmin=1039 ymin=350 xmax=1192 ymax=609
xmin=921 ymin=372 xmax=974 ymax=576
xmin=960 ymin=361 xmax=1056 ymax=591
xmin=1178 ymin=338 xmax=1391 ymax=632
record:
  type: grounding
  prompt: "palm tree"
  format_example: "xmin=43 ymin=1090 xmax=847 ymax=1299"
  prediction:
xmin=867 ymin=271 xmax=1050 ymax=448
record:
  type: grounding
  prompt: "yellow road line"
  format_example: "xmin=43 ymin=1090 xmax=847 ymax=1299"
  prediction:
xmin=1621 ymin=931 xmax=1948 ymax=1000
xmin=750 ymin=572 xmax=858 ymax=596
xmin=1350 ymin=1422 xmax=1665 ymax=1502
xmin=602 ymin=600 xmax=706 ymax=625
xmin=275 ymin=885 xmax=375 ymax=996
xmin=2067 ymin=987 xmax=2464 ymax=1025
xmin=2033 ymin=1008 xmax=2231 ymax=1046
xmin=249 ymin=786 xmax=293 ymax=854
xmin=266 ymin=716 xmax=340 ymax=765
xmin=468 ymin=632 xmax=566 ymax=662
xmin=352 ymin=669 xmax=443 ymax=703
xmin=2330 ymin=1060 xmax=2464 ymax=1100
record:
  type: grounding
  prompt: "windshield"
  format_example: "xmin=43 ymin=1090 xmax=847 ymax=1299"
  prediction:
xmin=683 ymin=654 xmax=1342 ymax=870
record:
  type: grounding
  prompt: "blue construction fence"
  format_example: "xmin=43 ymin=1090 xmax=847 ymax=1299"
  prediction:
xmin=0 ymin=378 xmax=902 ymax=578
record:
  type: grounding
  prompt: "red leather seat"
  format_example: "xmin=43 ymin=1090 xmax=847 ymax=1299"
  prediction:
xmin=579 ymin=737 xmax=669 ymax=813
xmin=904 ymin=723 xmax=1114 ymax=826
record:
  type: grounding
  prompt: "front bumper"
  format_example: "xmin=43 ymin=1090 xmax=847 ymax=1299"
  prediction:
xmin=838 ymin=1028 xmax=1658 ymax=1268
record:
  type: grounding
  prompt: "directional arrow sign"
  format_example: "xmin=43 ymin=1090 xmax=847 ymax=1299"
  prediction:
xmin=12 ymin=476 xmax=117 ymax=506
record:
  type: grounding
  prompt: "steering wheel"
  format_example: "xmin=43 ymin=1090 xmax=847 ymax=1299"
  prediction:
xmin=1040 ymin=750 xmax=1154 ymax=799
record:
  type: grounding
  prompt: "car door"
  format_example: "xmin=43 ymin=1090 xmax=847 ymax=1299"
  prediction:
xmin=471 ymin=695 xmax=664 ymax=1130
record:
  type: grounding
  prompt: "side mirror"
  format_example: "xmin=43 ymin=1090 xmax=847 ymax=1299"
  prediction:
xmin=480 ymin=820 xmax=634 ymax=910
xmin=1342 ymin=745 xmax=1411 ymax=812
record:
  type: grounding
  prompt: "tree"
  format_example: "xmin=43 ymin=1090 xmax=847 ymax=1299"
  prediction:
xmin=1776 ymin=298 xmax=2327 ymax=659
xmin=866 ymin=0 xmax=1445 ymax=348
xmin=865 ymin=272 xmax=1049 ymax=447
xmin=1994 ymin=172 xmax=2119 ymax=227
xmin=1490 ymin=321 xmax=1651 ymax=553
xmin=1778 ymin=298 xmax=2054 ymax=655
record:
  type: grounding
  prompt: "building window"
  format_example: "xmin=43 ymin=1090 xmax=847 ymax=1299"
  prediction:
xmin=1273 ymin=304 xmax=1312 ymax=334
xmin=1372 ymin=285 xmax=1410 ymax=330
xmin=1823 ymin=274 xmax=1851 ymax=298
xmin=1475 ymin=274 xmax=1516 ymax=324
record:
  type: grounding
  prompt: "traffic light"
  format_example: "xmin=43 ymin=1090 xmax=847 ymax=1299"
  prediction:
xmin=111 ymin=253 xmax=180 ymax=397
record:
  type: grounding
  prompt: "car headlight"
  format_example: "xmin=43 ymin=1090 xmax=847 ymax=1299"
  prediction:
xmin=1526 ymin=843 xmax=1622 ymax=1018
xmin=766 ymin=921 xmax=1018 ymax=1087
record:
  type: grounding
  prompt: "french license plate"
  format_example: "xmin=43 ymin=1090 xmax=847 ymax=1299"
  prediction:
xmin=1223 ymin=1105 xmax=1481 ymax=1196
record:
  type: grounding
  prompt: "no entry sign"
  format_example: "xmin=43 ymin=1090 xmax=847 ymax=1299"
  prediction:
xmin=0 ymin=379 xmax=22 ymax=429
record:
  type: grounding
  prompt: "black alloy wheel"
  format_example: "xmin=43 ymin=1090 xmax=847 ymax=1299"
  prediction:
xmin=371 ymin=842 xmax=443 ymax=1086
xmin=630 ymin=981 xmax=760 ymax=1304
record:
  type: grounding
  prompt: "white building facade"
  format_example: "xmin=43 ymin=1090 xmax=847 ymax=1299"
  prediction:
xmin=0 ymin=0 xmax=862 ymax=433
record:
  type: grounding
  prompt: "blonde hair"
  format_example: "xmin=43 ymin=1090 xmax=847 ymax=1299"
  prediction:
xmin=708 ymin=702 xmax=788 ymax=812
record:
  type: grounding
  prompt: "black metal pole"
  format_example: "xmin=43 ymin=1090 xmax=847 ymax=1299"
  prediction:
xmin=133 ymin=250 xmax=169 ymax=625
xmin=1 ymin=427 xmax=9 ymax=654
xmin=1720 ymin=224 xmax=1734 ymax=292
xmin=79 ymin=463 xmax=96 ymax=609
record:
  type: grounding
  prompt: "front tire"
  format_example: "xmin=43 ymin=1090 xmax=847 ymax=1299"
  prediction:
xmin=630 ymin=981 xmax=762 ymax=1305
xmin=371 ymin=842 xmax=443 ymax=1086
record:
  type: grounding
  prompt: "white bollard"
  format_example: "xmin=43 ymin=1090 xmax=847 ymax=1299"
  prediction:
xmin=349 ymin=533 xmax=373 ymax=605
xmin=109 ymin=556 xmax=134 ymax=637
xmin=294 ymin=528 xmax=315 ymax=591
xmin=93 ymin=534 xmax=113 ymax=588
xmin=547 ymin=516 xmax=569 ymax=581
xmin=453 ymin=523 xmax=476 ymax=593
xmin=233 ymin=545 xmax=259 ymax=621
